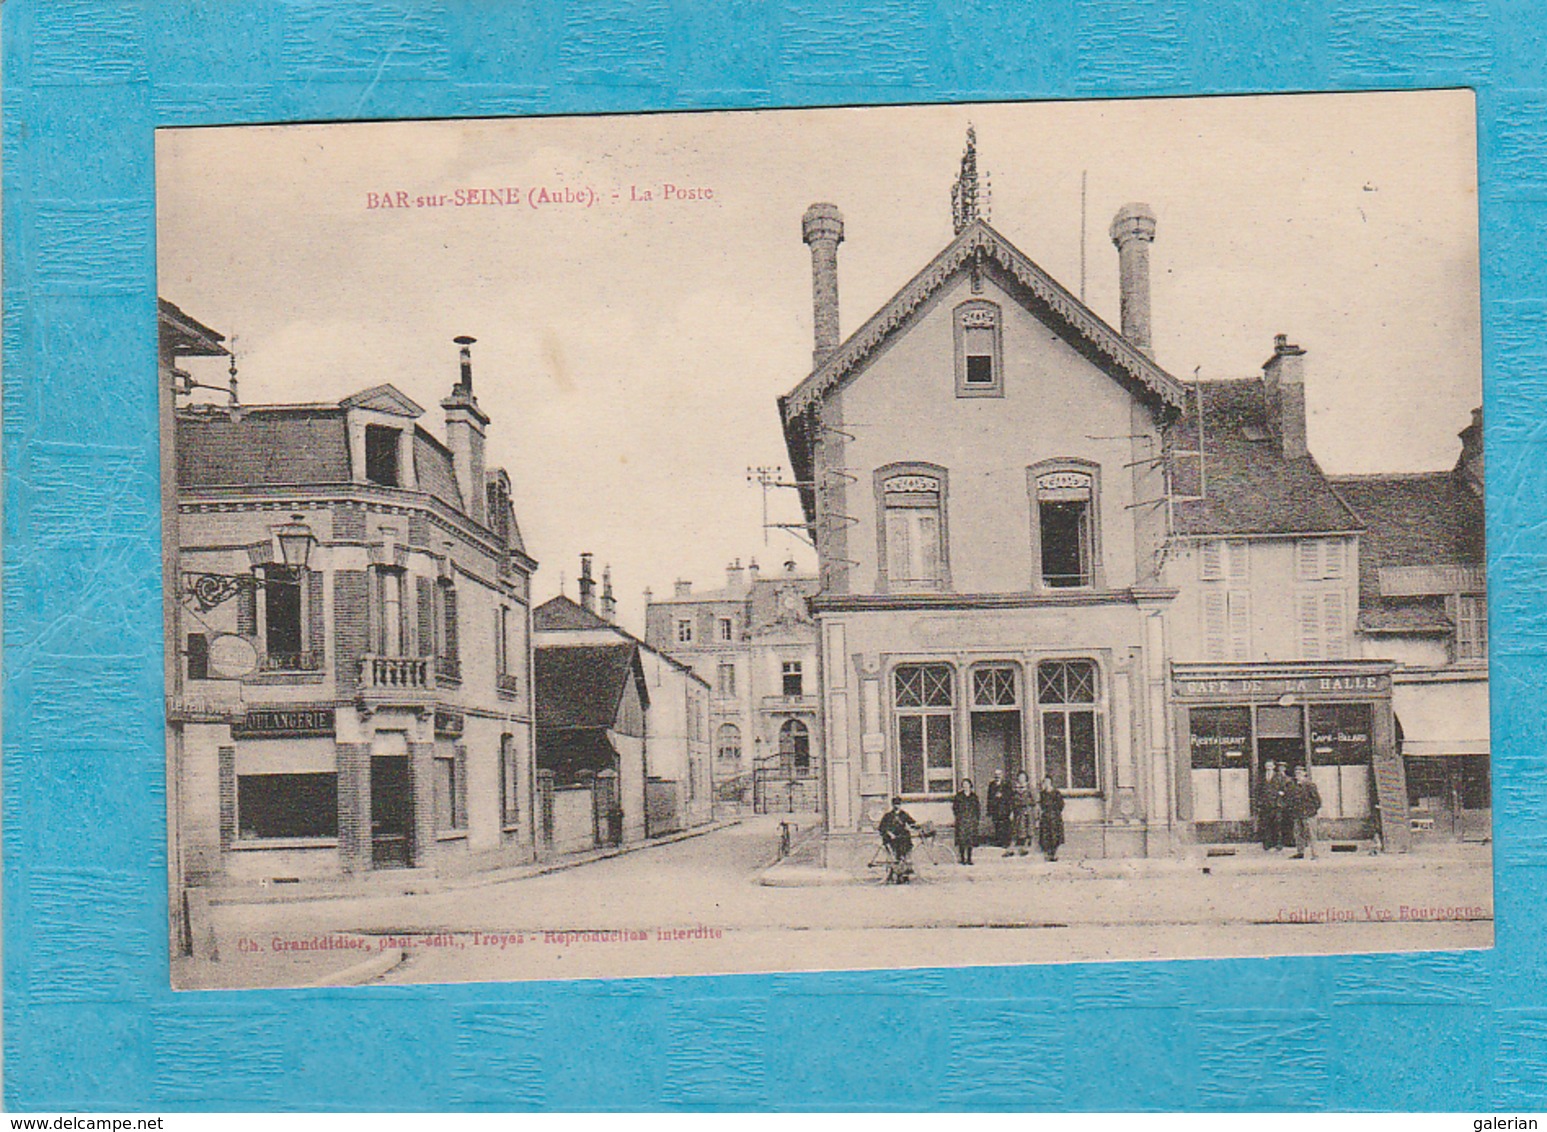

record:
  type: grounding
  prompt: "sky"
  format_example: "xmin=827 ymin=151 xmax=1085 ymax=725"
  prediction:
xmin=157 ymin=91 xmax=1481 ymax=633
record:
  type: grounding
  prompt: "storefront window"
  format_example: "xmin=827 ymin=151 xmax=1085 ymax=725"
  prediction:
xmin=1308 ymin=702 xmax=1373 ymax=819
xmin=237 ymin=773 xmax=338 ymax=840
xmin=1038 ymin=660 xmax=1099 ymax=790
xmin=895 ymin=663 xmax=955 ymax=795
xmin=1189 ymin=707 xmax=1252 ymax=822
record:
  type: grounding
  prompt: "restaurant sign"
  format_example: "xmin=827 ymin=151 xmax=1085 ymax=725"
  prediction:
xmin=232 ymin=706 xmax=335 ymax=737
xmin=1175 ymin=674 xmax=1390 ymax=699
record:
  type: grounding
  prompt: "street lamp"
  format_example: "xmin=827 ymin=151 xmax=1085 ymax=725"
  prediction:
xmin=182 ymin=514 xmax=316 ymax=611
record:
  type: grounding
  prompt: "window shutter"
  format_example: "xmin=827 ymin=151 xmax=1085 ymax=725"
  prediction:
xmin=1322 ymin=592 xmax=1346 ymax=657
xmin=1227 ymin=590 xmax=1252 ymax=661
xmin=237 ymin=577 xmax=257 ymax=637
xmin=1203 ymin=591 xmax=1229 ymax=660
xmin=1323 ymin=539 xmax=1346 ymax=579
xmin=1297 ymin=592 xmax=1322 ymax=659
xmin=218 ymin=745 xmax=236 ymax=849
xmin=917 ymin=512 xmax=940 ymax=581
xmin=366 ymin=568 xmax=382 ymax=655
xmin=1200 ymin=542 xmax=1223 ymax=580
xmin=443 ymin=587 xmax=459 ymax=662
xmin=1296 ymin=540 xmax=1321 ymax=581
xmin=416 ymin=576 xmax=434 ymax=658
xmin=306 ymin=569 xmax=325 ymax=657
xmin=454 ymin=743 xmax=468 ymax=829
xmin=1227 ymin=541 xmax=1249 ymax=581
xmin=886 ymin=509 xmax=911 ymax=582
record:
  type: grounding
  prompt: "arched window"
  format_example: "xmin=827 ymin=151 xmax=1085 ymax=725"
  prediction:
xmin=894 ymin=663 xmax=956 ymax=796
xmin=779 ymin=719 xmax=812 ymax=777
xmin=716 ymin=723 xmax=742 ymax=765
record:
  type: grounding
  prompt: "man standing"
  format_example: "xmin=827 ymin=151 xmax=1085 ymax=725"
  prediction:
xmin=1256 ymin=760 xmax=1283 ymax=851
xmin=1290 ymin=765 xmax=1322 ymax=860
xmin=951 ymin=779 xmax=981 ymax=866
xmin=986 ymin=770 xmax=1010 ymax=849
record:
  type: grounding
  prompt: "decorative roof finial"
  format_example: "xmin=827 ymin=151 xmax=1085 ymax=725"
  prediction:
xmin=951 ymin=124 xmax=981 ymax=235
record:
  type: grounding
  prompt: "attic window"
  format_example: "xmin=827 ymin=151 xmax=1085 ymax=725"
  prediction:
xmin=365 ymin=425 xmax=401 ymax=486
xmin=954 ymin=301 xmax=1003 ymax=398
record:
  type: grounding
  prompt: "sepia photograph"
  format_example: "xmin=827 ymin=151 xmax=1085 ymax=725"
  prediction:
xmin=157 ymin=91 xmax=1491 ymax=990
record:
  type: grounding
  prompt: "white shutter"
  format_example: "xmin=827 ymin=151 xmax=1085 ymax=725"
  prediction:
xmin=1322 ymin=592 xmax=1346 ymax=658
xmin=1227 ymin=590 xmax=1252 ymax=661
xmin=1324 ymin=539 xmax=1346 ymax=579
xmin=886 ymin=509 xmax=911 ymax=582
xmin=1297 ymin=592 xmax=1322 ymax=659
xmin=1201 ymin=541 xmax=1223 ymax=580
xmin=1296 ymin=540 xmax=1321 ymax=581
xmin=1226 ymin=541 xmax=1249 ymax=581
xmin=1203 ymin=590 xmax=1229 ymax=660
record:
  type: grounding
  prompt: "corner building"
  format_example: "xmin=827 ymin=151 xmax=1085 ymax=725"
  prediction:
xmin=171 ymin=320 xmax=538 ymax=885
xmin=779 ymin=146 xmax=1452 ymax=855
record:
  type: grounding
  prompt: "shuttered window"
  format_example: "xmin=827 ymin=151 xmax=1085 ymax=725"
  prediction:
xmin=1296 ymin=538 xmax=1347 ymax=581
xmin=1200 ymin=540 xmax=1249 ymax=581
xmin=1297 ymin=591 xmax=1348 ymax=659
xmin=1203 ymin=589 xmax=1252 ymax=661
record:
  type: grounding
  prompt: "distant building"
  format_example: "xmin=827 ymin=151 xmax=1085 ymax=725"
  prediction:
xmin=168 ymin=313 xmax=538 ymax=887
xmin=535 ymin=555 xmax=712 ymax=847
xmin=1334 ymin=410 xmax=1488 ymax=841
xmin=645 ymin=558 xmax=821 ymax=814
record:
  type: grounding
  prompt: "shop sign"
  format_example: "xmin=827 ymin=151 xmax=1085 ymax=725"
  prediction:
xmin=1175 ymin=674 xmax=1389 ymax=699
xmin=233 ymin=706 xmax=335 ymax=737
xmin=435 ymin=709 xmax=465 ymax=737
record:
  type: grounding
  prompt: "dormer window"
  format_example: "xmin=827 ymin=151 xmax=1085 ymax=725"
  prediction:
xmin=365 ymin=424 xmax=401 ymax=486
xmin=954 ymin=301 xmax=1003 ymax=397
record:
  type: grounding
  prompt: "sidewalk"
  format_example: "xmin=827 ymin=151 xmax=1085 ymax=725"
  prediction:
xmin=761 ymin=831 xmax=1493 ymax=887
xmin=204 ymin=817 xmax=741 ymax=908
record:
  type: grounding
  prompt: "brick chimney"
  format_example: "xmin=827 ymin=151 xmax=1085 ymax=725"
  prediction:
xmin=442 ymin=335 xmax=489 ymax=526
xmin=1262 ymin=334 xmax=1308 ymax=460
xmin=726 ymin=558 xmax=745 ymax=591
xmin=802 ymin=203 xmax=844 ymax=369
xmin=579 ymin=552 xmax=596 ymax=613
xmin=1109 ymin=204 xmax=1157 ymax=359
xmin=601 ymin=564 xmax=617 ymax=621
xmin=1457 ymin=406 xmax=1484 ymax=497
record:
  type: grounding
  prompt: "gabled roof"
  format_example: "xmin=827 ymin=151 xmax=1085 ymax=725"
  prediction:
xmin=534 ymin=642 xmax=649 ymax=729
xmin=1171 ymin=380 xmax=1362 ymax=537
xmin=158 ymin=298 xmax=228 ymax=358
xmin=340 ymin=384 xmax=425 ymax=418
xmin=780 ymin=218 xmax=1189 ymax=423
xmin=535 ymin=594 xmax=613 ymax=631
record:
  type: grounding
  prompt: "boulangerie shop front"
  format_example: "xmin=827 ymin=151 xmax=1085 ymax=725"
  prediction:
xmin=1171 ymin=661 xmax=1411 ymax=851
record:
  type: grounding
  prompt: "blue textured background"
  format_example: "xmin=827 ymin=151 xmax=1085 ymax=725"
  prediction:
xmin=3 ymin=0 xmax=1542 ymax=1112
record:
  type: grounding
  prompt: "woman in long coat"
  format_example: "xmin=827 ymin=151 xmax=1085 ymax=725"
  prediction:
xmin=951 ymin=779 xmax=981 ymax=865
xmin=1007 ymin=771 xmax=1034 ymax=856
xmin=1037 ymin=775 xmax=1065 ymax=861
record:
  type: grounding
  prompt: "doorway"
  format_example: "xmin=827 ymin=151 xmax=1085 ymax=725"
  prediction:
xmin=371 ymin=755 xmax=413 ymax=868
xmin=970 ymin=664 xmax=1023 ymax=789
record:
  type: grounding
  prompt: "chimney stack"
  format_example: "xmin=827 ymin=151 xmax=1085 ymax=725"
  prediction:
xmin=1457 ymin=406 xmax=1484 ymax=497
xmin=802 ymin=203 xmax=845 ymax=368
xmin=601 ymin=564 xmax=617 ymax=622
xmin=674 ymin=579 xmax=692 ymax=597
xmin=442 ymin=335 xmax=490 ymax=527
xmin=1109 ymin=204 xmax=1158 ymax=359
xmin=748 ymin=558 xmax=760 ymax=583
xmin=579 ymin=552 xmax=596 ymax=613
xmin=1262 ymin=334 xmax=1308 ymax=460
xmin=726 ymin=557 xmax=745 ymax=591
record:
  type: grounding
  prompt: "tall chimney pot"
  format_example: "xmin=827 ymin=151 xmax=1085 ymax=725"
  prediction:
xmin=579 ymin=552 xmax=596 ymax=613
xmin=802 ymin=203 xmax=845 ymax=369
xmin=1109 ymin=203 xmax=1158 ymax=360
xmin=601 ymin=564 xmax=617 ymax=622
xmin=442 ymin=336 xmax=489 ymax=526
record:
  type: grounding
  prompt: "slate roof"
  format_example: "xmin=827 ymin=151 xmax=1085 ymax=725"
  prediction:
xmin=1171 ymin=380 xmax=1361 ymax=537
xmin=534 ymin=642 xmax=648 ymax=729
xmin=1330 ymin=471 xmax=1484 ymax=633
xmin=534 ymin=594 xmax=614 ymax=631
xmin=175 ymin=396 xmax=466 ymax=514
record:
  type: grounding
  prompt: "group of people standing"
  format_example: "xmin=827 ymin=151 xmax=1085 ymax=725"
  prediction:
xmin=949 ymin=769 xmax=1064 ymax=865
xmin=1256 ymin=759 xmax=1323 ymax=859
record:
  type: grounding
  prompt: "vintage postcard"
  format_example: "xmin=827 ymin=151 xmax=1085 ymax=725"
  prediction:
xmin=157 ymin=92 xmax=1490 ymax=990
